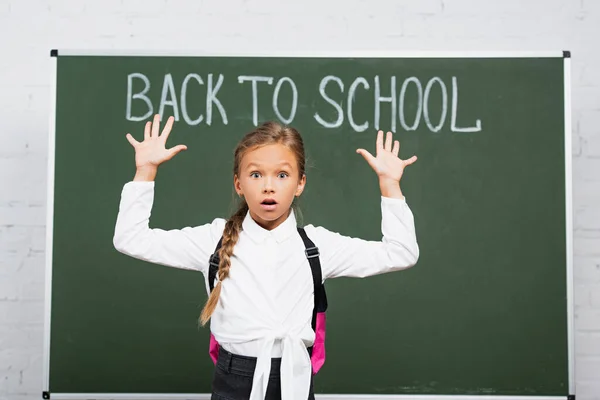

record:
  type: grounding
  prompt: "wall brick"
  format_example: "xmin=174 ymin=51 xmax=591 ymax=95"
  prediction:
xmin=575 ymin=235 xmax=600 ymax=257
xmin=576 ymin=356 xmax=600 ymax=381
xmin=577 ymin=310 xmax=600 ymax=331
xmin=0 ymin=301 xmax=44 ymax=326
xmin=574 ymin=157 xmax=600 ymax=182
xmin=578 ymin=381 xmax=600 ymax=400
xmin=584 ymin=135 xmax=600 ymax=158
xmin=576 ymin=332 xmax=600 ymax=356
xmin=575 ymin=206 xmax=600 ymax=231
xmin=578 ymin=110 xmax=600 ymax=140
xmin=591 ymin=286 xmax=600 ymax=309
xmin=574 ymin=256 xmax=600 ymax=284
xmin=575 ymin=179 xmax=600 ymax=207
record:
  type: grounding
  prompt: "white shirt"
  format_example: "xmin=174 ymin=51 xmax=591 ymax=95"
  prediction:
xmin=113 ymin=181 xmax=419 ymax=400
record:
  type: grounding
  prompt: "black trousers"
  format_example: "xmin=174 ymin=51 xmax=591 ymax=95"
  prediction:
xmin=211 ymin=347 xmax=315 ymax=400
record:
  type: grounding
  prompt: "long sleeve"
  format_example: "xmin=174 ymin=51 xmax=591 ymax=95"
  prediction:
xmin=306 ymin=196 xmax=419 ymax=280
xmin=112 ymin=181 xmax=225 ymax=274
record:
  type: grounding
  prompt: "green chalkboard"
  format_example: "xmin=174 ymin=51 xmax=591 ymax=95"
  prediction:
xmin=45 ymin=52 xmax=572 ymax=398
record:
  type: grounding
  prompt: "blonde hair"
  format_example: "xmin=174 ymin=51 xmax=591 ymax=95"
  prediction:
xmin=199 ymin=121 xmax=307 ymax=326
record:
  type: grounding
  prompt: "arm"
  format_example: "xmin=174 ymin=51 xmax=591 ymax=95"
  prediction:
xmin=113 ymin=115 xmax=222 ymax=273
xmin=306 ymin=196 xmax=419 ymax=280
xmin=113 ymin=180 xmax=225 ymax=273
xmin=312 ymin=129 xmax=419 ymax=279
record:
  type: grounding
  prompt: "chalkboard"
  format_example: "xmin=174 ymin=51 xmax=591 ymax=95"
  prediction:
xmin=44 ymin=51 xmax=573 ymax=399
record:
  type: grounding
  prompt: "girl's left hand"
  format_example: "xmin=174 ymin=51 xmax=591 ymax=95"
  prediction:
xmin=356 ymin=130 xmax=417 ymax=183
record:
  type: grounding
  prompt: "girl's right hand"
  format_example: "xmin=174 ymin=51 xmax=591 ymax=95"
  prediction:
xmin=126 ymin=114 xmax=187 ymax=169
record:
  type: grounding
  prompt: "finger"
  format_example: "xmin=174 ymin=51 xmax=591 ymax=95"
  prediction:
xmin=403 ymin=155 xmax=418 ymax=166
xmin=385 ymin=131 xmax=393 ymax=152
xmin=151 ymin=114 xmax=160 ymax=138
xmin=144 ymin=121 xmax=151 ymax=140
xmin=376 ymin=130 xmax=384 ymax=155
xmin=166 ymin=144 xmax=188 ymax=160
xmin=125 ymin=133 xmax=140 ymax=147
xmin=392 ymin=140 xmax=400 ymax=157
xmin=161 ymin=116 xmax=175 ymax=142
xmin=356 ymin=148 xmax=378 ymax=171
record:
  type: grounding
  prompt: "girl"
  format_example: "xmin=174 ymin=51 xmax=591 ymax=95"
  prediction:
xmin=113 ymin=115 xmax=419 ymax=400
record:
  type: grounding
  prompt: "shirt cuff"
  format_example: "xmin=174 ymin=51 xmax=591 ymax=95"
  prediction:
xmin=381 ymin=195 xmax=407 ymax=205
xmin=125 ymin=180 xmax=155 ymax=187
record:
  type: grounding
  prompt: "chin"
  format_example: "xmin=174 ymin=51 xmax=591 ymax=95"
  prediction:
xmin=251 ymin=207 xmax=289 ymax=222
xmin=259 ymin=212 xmax=286 ymax=221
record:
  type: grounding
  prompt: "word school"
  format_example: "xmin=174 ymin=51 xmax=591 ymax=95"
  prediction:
xmin=126 ymin=73 xmax=482 ymax=133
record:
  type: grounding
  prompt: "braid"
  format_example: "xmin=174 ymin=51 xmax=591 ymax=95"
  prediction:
xmin=200 ymin=202 xmax=248 ymax=326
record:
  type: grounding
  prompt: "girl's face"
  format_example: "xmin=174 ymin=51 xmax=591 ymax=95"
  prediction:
xmin=234 ymin=144 xmax=306 ymax=230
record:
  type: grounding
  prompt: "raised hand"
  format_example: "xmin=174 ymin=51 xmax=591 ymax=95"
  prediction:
xmin=356 ymin=130 xmax=417 ymax=198
xmin=126 ymin=114 xmax=187 ymax=170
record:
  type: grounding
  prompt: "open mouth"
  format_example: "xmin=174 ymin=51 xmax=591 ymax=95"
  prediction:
xmin=260 ymin=199 xmax=277 ymax=211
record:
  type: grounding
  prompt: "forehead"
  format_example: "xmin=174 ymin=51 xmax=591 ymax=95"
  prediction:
xmin=240 ymin=144 xmax=298 ymax=169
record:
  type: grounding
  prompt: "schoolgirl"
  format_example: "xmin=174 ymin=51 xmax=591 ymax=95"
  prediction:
xmin=113 ymin=115 xmax=419 ymax=400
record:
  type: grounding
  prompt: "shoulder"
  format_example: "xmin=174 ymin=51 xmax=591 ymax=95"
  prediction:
xmin=183 ymin=217 xmax=226 ymax=250
xmin=302 ymin=224 xmax=344 ymax=248
xmin=211 ymin=217 xmax=227 ymax=230
xmin=208 ymin=217 xmax=227 ymax=240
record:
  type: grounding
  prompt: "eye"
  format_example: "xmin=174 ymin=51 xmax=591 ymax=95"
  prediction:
xmin=278 ymin=172 xmax=289 ymax=179
xmin=250 ymin=172 xmax=261 ymax=178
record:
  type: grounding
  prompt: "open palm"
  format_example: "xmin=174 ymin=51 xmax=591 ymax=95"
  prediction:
xmin=356 ymin=130 xmax=417 ymax=183
xmin=126 ymin=114 xmax=187 ymax=169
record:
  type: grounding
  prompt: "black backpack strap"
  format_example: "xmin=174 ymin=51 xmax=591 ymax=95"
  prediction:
xmin=297 ymin=227 xmax=328 ymax=336
xmin=297 ymin=227 xmax=322 ymax=290
xmin=208 ymin=237 xmax=223 ymax=292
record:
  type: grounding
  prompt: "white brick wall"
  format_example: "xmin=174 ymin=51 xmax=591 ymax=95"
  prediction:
xmin=1 ymin=0 xmax=598 ymax=399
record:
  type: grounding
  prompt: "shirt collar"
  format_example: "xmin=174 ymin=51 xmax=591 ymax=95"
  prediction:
xmin=242 ymin=209 xmax=298 ymax=244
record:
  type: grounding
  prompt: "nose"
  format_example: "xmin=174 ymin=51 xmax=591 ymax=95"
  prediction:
xmin=262 ymin=176 xmax=275 ymax=193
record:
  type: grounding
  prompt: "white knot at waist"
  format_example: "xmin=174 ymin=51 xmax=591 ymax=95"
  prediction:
xmin=249 ymin=333 xmax=312 ymax=400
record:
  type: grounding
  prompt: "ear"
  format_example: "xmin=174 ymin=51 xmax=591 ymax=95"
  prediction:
xmin=234 ymin=174 xmax=243 ymax=197
xmin=295 ymin=174 xmax=306 ymax=197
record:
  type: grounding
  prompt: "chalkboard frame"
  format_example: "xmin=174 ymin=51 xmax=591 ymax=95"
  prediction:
xmin=42 ymin=50 xmax=574 ymax=400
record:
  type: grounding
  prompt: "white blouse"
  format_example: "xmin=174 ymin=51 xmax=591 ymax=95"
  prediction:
xmin=113 ymin=181 xmax=419 ymax=400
